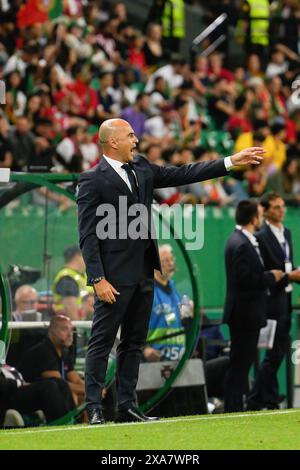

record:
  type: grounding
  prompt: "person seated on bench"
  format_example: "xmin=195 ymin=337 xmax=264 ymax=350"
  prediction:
xmin=0 ymin=364 xmax=75 ymax=427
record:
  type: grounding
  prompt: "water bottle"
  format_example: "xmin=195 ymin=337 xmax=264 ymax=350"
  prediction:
xmin=180 ymin=294 xmax=191 ymax=319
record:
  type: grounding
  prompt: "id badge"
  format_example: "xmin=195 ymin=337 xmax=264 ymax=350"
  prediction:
xmin=165 ymin=312 xmax=176 ymax=325
xmin=285 ymin=261 xmax=293 ymax=293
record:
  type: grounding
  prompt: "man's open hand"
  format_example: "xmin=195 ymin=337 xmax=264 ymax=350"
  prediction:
xmin=231 ymin=147 xmax=266 ymax=167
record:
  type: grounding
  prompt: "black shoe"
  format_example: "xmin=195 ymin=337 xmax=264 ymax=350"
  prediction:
xmin=246 ymin=400 xmax=264 ymax=411
xmin=247 ymin=399 xmax=280 ymax=411
xmin=116 ymin=406 xmax=159 ymax=423
xmin=87 ymin=408 xmax=105 ymax=425
xmin=262 ymin=403 xmax=280 ymax=410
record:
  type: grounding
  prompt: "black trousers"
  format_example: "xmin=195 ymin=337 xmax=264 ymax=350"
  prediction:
xmin=224 ymin=327 xmax=260 ymax=413
xmin=85 ymin=278 xmax=154 ymax=410
xmin=0 ymin=378 xmax=75 ymax=426
xmin=248 ymin=315 xmax=291 ymax=409
xmin=205 ymin=356 xmax=230 ymax=400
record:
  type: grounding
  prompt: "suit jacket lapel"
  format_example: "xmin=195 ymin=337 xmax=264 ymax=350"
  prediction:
xmin=264 ymin=223 xmax=285 ymax=262
xmin=97 ymin=157 xmax=136 ymax=203
xmin=237 ymin=229 xmax=262 ymax=264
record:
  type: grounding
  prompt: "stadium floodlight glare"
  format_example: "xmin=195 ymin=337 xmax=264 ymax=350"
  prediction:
xmin=192 ymin=13 xmax=228 ymax=46
xmin=0 ymin=168 xmax=10 ymax=183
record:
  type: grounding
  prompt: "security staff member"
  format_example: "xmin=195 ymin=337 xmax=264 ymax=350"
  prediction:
xmin=245 ymin=0 xmax=270 ymax=57
xmin=161 ymin=0 xmax=185 ymax=53
xmin=53 ymin=245 xmax=93 ymax=320
xmin=146 ymin=0 xmax=185 ymax=53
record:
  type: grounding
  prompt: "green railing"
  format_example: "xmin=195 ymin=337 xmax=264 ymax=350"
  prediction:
xmin=141 ymin=209 xmax=200 ymax=412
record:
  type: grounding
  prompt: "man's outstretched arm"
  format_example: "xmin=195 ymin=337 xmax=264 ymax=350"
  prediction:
xmin=150 ymin=147 xmax=265 ymax=188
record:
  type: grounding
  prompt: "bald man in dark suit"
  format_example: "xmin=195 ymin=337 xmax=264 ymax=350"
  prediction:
xmin=77 ymin=118 xmax=266 ymax=424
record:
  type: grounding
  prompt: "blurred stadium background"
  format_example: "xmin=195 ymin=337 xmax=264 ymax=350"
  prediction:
xmin=0 ymin=0 xmax=300 ymax=444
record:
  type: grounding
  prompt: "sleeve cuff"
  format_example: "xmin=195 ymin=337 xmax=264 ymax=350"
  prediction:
xmin=224 ymin=156 xmax=234 ymax=171
xmin=88 ymin=276 xmax=105 ymax=286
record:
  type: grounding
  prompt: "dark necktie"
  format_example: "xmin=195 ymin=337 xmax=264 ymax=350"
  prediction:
xmin=281 ymin=241 xmax=289 ymax=261
xmin=122 ymin=163 xmax=139 ymax=199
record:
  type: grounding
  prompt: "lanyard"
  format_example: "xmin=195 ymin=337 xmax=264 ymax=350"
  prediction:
xmin=155 ymin=285 xmax=179 ymax=326
xmin=281 ymin=241 xmax=290 ymax=262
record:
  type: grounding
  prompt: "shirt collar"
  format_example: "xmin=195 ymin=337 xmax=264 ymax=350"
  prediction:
xmin=266 ymin=220 xmax=284 ymax=236
xmin=236 ymin=225 xmax=258 ymax=246
xmin=103 ymin=154 xmax=125 ymax=172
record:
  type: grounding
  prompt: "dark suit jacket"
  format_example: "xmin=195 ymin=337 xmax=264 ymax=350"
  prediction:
xmin=256 ymin=222 xmax=295 ymax=320
xmin=77 ymin=155 xmax=227 ymax=286
xmin=223 ymin=229 xmax=276 ymax=330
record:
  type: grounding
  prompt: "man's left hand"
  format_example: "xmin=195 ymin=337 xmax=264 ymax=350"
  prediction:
xmin=230 ymin=147 xmax=266 ymax=167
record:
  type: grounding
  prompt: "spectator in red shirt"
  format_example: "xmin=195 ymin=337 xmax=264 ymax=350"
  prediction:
xmin=66 ymin=66 xmax=98 ymax=120
xmin=208 ymin=52 xmax=234 ymax=83
xmin=128 ymin=32 xmax=146 ymax=73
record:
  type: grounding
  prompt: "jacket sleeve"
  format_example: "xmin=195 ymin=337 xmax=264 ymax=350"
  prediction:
xmin=287 ymin=230 xmax=300 ymax=285
xmin=76 ymin=172 xmax=105 ymax=285
xmin=148 ymin=159 xmax=228 ymax=188
xmin=232 ymin=244 xmax=276 ymax=290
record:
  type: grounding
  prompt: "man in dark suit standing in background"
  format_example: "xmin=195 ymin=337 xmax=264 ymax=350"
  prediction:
xmin=248 ymin=192 xmax=300 ymax=410
xmin=77 ymin=118 xmax=265 ymax=425
xmin=223 ymin=200 xmax=283 ymax=413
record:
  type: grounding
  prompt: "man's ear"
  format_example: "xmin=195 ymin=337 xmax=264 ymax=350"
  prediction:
xmin=110 ymin=136 xmax=118 ymax=149
xmin=251 ymin=215 xmax=257 ymax=226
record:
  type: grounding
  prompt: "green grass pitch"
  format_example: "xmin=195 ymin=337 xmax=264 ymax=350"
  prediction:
xmin=1 ymin=409 xmax=300 ymax=450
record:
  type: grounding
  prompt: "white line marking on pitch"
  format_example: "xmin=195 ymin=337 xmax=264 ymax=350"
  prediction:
xmin=1 ymin=409 xmax=300 ymax=438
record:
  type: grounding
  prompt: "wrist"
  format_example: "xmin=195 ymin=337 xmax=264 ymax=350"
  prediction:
xmin=92 ymin=276 xmax=105 ymax=285
xmin=230 ymin=155 xmax=237 ymax=166
xmin=288 ymin=272 xmax=296 ymax=282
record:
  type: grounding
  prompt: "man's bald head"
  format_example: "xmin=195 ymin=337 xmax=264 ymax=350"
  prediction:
xmin=48 ymin=315 xmax=74 ymax=349
xmin=98 ymin=119 xmax=129 ymax=145
xmin=49 ymin=314 xmax=72 ymax=333
xmin=98 ymin=118 xmax=138 ymax=162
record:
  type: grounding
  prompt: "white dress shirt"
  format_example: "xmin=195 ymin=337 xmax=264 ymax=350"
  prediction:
xmin=224 ymin=156 xmax=234 ymax=171
xmin=266 ymin=220 xmax=292 ymax=292
xmin=236 ymin=225 xmax=264 ymax=266
xmin=266 ymin=220 xmax=290 ymax=260
xmin=103 ymin=155 xmax=138 ymax=191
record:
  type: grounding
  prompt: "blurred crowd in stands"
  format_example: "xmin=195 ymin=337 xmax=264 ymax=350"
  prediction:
xmin=0 ymin=0 xmax=300 ymax=209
